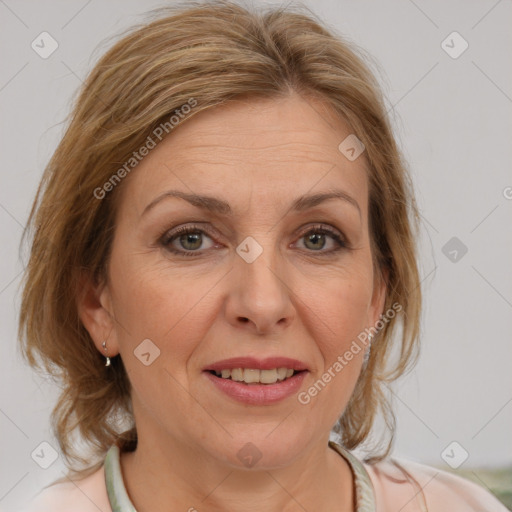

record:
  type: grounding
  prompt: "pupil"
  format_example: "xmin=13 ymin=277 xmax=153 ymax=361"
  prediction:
xmin=305 ymin=233 xmax=325 ymax=250
xmin=180 ymin=233 xmax=201 ymax=250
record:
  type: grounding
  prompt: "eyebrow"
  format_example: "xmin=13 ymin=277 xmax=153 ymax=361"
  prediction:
xmin=141 ymin=189 xmax=361 ymax=219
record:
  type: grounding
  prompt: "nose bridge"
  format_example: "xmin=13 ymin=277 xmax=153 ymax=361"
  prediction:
xmin=235 ymin=231 xmax=284 ymax=298
xmin=229 ymin=230 xmax=294 ymax=331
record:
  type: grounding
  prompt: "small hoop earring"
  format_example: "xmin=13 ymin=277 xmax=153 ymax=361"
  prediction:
xmin=102 ymin=341 xmax=111 ymax=367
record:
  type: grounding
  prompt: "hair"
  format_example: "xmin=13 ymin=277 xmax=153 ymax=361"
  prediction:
xmin=18 ymin=0 xmax=422 ymax=480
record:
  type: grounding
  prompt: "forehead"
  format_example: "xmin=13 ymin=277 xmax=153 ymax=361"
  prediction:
xmin=121 ymin=93 xmax=368 ymax=217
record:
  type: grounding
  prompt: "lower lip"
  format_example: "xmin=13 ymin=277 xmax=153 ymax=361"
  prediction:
xmin=203 ymin=370 xmax=308 ymax=405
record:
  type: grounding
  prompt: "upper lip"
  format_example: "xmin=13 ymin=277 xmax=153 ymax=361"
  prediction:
xmin=204 ymin=357 xmax=309 ymax=372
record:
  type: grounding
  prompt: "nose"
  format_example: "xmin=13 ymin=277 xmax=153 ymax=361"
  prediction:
xmin=224 ymin=239 xmax=295 ymax=335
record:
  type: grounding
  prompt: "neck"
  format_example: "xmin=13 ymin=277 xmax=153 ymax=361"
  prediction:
xmin=119 ymin=434 xmax=355 ymax=512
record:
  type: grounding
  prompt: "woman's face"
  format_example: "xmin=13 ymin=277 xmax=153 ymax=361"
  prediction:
xmin=85 ymin=92 xmax=386 ymax=468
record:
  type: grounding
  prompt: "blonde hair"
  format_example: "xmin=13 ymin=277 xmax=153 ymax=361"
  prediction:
xmin=18 ymin=0 xmax=421 ymax=479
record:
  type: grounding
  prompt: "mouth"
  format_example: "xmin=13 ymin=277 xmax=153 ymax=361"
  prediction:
xmin=202 ymin=357 xmax=309 ymax=405
xmin=206 ymin=367 xmax=306 ymax=385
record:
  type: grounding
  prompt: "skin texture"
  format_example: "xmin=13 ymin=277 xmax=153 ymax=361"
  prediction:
xmin=78 ymin=92 xmax=387 ymax=512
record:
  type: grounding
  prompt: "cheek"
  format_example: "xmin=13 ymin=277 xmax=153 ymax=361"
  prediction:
xmin=298 ymin=265 xmax=373 ymax=357
xmin=109 ymin=254 xmax=215 ymax=357
xmin=109 ymin=260 xmax=215 ymax=415
xmin=293 ymin=272 xmax=372 ymax=425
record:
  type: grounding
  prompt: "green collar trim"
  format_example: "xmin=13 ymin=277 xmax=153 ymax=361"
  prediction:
xmin=104 ymin=442 xmax=136 ymax=512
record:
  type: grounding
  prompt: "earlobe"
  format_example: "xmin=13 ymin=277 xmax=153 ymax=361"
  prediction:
xmin=76 ymin=271 xmax=119 ymax=356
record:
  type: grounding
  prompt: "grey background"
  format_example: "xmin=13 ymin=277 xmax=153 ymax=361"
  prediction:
xmin=1 ymin=0 xmax=511 ymax=509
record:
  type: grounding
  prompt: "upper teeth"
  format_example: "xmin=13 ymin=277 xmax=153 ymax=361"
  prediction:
xmin=215 ymin=368 xmax=295 ymax=384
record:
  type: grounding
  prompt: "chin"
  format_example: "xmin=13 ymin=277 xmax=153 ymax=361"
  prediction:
xmin=205 ymin=429 xmax=308 ymax=470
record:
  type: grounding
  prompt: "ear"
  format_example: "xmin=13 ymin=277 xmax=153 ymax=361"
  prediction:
xmin=368 ymin=265 xmax=388 ymax=329
xmin=76 ymin=271 xmax=119 ymax=358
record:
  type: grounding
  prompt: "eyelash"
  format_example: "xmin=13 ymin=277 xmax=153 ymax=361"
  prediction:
xmin=159 ymin=223 xmax=349 ymax=257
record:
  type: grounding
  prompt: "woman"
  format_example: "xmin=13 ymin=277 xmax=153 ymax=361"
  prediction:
xmin=17 ymin=1 xmax=508 ymax=511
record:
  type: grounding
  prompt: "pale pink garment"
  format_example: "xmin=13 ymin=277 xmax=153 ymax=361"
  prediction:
xmin=16 ymin=442 xmax=509 ymax=512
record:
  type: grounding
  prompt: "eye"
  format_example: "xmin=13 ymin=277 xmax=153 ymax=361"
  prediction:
xmin=161 ymin=225 xmax=216 ymax=256
xmin=294 ymin=224 xmax=348 ymax=254
xmin=159 ymin=222 xmax=349 ymax=258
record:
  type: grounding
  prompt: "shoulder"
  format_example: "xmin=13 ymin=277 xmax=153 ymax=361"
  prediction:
xmin=363 ymin=456 xmax=508 ymax=512
xmin=15 ymin=466 xmax=111 ymax=512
